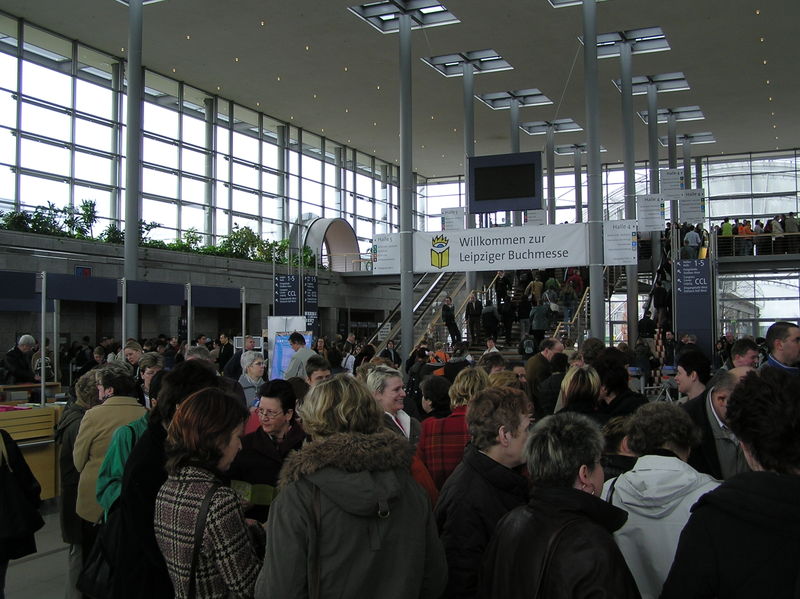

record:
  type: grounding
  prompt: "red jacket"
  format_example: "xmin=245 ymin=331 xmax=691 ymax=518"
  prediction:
xmin=417 ymin=406 xmax=470 ymax=489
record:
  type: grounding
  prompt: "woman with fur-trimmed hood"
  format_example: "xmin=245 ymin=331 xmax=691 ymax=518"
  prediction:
xmin=255 ymin=374 xmax=447 ymax=599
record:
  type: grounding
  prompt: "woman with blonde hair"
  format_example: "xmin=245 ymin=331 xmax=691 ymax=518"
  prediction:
xmin=256 ymin=375 xmax=447 ymax=599
xmin=554 ymin=365 xmax=602 ymax=422
xmin=418 ymin=367 xmax=490 ymax=489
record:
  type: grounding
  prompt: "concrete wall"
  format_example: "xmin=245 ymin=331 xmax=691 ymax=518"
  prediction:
xmin=0 ymin=230 xmax=397 ymax=348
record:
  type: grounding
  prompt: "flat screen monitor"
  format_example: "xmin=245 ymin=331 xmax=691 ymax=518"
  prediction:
xmin=467 ymin=151 xmax=543 ymax=214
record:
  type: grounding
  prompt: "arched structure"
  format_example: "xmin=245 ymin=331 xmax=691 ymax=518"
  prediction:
xmin=291 ymin=217 xmax=360 ymax=272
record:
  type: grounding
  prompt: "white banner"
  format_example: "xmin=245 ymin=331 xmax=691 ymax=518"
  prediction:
xmin=442 ymin=207 xmax=465 ymax=231
xmin=373 ymin=233 xmax=401 ymax=274
xmin=637 ymin=194 xmax=665 ymax=231
xmin=413 ymin=223 xmax=588 ymax=273
xmin=603 ymin=220 xmax=638 ymax=266
xmin=678 ymin=189 xmax=706 ymax=223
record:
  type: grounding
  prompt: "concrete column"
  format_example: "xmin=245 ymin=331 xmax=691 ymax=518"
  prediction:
xmin=682 ymin=136 xmax=692 ymax=188
xmin=573 ymin=147 xmax=583 ymax=223
xmin=123 ymin=0 xmax=144 ymax=338
xmin=620 ymin=42 xmax=638 ymax=342
xmin=647 ymin=83 xmax=661 ymax=274
xmin=667 ymin=112 xmax=679 ymax=221
xmin=399 ymin=14 xmax=414 ymax=356
xmin=204 ymin=97 xmax=215 ymax=245
xmin=583 ymin=0 xmax=605 ymax=340
xmin=463 ymin=62 xmax=477 ymax=297
xmin=546 ymin=125 xmax=556 ymax=225
xmin=510 ymin=99 xmax=522 ymax=226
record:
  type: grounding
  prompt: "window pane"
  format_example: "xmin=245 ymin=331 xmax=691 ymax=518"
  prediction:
xmin=142 ymin=167 xmax=177 ymax=199
xmin=143 ymin=136 xmax=178 ymax=170
xmin=215 ymin=209 xmax=229 ymax=236
xmin=76 ymin=79 xmax=113 ymax=120
xmin=22 ymin=60 xmax=72 ymax=107
xmin=182 ymin=114 xmax=206 ymax=149
xmin=20 ymin=102 xmax=70 ymax=140
xmin=0 ymin=165 xmax=16 ymax=208
xmin=20 ymin=138 xmax=69 ymax=176
xmin=75 ymin=151 xmax=113 ymax=185
xmin=232 ymin=161 xmax=258 ymax=190
xmin=143 ymin=197 xmax=177 ymax=229
xmin=20 ymin=174 xmax=69 ymax=209
xmin=232 ymin=188 xmax=258 ymax=214
xmin=181 ymin=203 xmax=206 ymax=233
xmin=74 ymin=185 xmax=113 ymax=221
xmin=262 ymin=195 xmax=281 ymax=219
xmin=0 ymin=52 xmax=17 ymax=92
xmin=262 ymin=170 xmax=279 ymax=194
xmin=0 ymin=127 xmax=15 ymax=164
xmin=302 ymin=179 xmax=322 ymax=206
xmin=181 ymin=176 xmax=207 ymax=205
xmin=75 ymin=117 xmax=114 ymax=153
xmin=143 ymin=102 xmax=178 ymax=139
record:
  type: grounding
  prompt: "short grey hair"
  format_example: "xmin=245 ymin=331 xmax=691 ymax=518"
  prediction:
xmin=707 ymin=369 xmax=738 ymax=395
xmin=240 ymin=350 xmax=264 ymax=371
xmin=18 ymin=334 xmax=35 ymax=347
xmin=365 ymin=365 xmax=403 ymax=396
xmin=185 ymin=345 xmax=212 ymax=362
xmin=525 ymin=412 xmax=604 ymax=489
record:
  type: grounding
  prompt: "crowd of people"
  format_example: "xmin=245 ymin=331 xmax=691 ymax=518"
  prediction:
xmin=1 ymin=319 xmax=799 ymax=598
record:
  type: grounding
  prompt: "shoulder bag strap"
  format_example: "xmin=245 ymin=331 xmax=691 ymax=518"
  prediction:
xmin=188 ymin=483 xmax=220 ymax=599
xmin=308 ymin=484 xmax=321 ymax=599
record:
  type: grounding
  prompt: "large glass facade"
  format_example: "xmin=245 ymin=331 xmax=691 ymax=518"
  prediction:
xmin=0 ymin=13 xmax=403 ymax=254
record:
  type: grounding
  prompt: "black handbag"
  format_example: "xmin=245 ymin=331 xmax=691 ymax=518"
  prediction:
xmin=77 ymin=507 xmax=124 ymax=599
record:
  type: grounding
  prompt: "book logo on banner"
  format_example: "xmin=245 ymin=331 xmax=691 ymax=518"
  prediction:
xmin=431 ymin=235 xmax=450 ymax=269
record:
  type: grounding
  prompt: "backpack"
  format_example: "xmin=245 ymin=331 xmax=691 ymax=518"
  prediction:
xmin=523 ymin=338 xmax=536 ymax=355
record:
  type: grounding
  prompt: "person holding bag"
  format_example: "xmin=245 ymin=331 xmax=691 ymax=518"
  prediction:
xmin=0 ymin=427 xmax=44 ymax=599
xmin=154 ymin=387 xmax=263 ymax=599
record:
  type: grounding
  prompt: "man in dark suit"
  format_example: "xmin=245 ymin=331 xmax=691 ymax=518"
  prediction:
xmin=379 ymin=339 xmax=401 ymax=368
xmin=683 ymin=368 xmax=751 ymax=480
xmin=465 ymin=293 xmax=483 ymax=344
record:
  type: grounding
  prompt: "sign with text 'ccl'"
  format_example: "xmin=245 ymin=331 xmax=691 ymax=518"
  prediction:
xmin=413 ymin=223 xmax=588 ymax=273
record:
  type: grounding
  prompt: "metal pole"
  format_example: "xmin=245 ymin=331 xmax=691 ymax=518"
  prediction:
xmin=510 ymin=98 xmax=522 ymax=226
xmin=620 ymin=42 xmax=638 ymax=343
xmin=204 ymin=97 xmax=215 ymax=245
xmin=682 ymin=136 xmax=692 ymax=188
xmin=241 ymin=286 xmax=246 ymax=336
xmin=186 ymin=283 xmax=192 ymax=348
xmin=399 ymin=14 xmax=414 ymax=357
xmin=583 ymin=0 xmax=604 ymax=340
xmin=53 ymin=299 xmax=60 ymax=383
xmin=121 ymin=278 xmax=127 ymax=345
xmin=667 ymin=112 xmax=679 ymax=222
xmin=546 ymin=125 xmax=556 ymax=225
xmin=573 ymin=147 xmax=583 ymax=223
xmin=647 ymin=83 xmax=662 ymax=275
xmin=463 ymin=61 xmax=477 ymax=297
xmin=40 ymin=271 xmax=46 ymax=406
xmin=123 ymin=0 xmax=144 ymax=339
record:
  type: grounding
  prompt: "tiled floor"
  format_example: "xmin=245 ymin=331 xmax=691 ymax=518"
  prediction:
xmin=6 ymin=500 xmax=69 ymax=599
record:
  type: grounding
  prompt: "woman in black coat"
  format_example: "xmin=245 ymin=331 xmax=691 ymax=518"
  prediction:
xmin=479 ymin=412 xmax=640 ymax=599
xmin=0 ymin=428 xmax=43 ymax=598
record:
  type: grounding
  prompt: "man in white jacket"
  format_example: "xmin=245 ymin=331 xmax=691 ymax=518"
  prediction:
xmin=603 ymin=402 xmax=719 ymax=599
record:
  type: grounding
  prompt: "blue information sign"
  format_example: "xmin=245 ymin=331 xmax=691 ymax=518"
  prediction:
xmin=274 ymin=275 xmax=300 ymax=316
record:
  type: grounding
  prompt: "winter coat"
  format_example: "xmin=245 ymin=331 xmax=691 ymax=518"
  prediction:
xmin=155 ymin=465 xmax=263 ymax=599
xmin=226 ymin=424 xmax=307 ymax=522
xmin=54 ymin=399 xmax=89 ymax=544
xmin=417 ymin=406 xmax=469 ymax=490
xmin=4 ymin=345 xmax=36 ymax=383
xmin=96 ymin=413 xmax=149 ymax=515
xmin=661 ymin=471 xmax=800 ymax=599
xmin=72 ymin=395 xmax=146 ymax=523
xmin=603 ymin=453 xmax=719 ymax=599
xmin=480 ymin=486 xmax=640 ymax=599
xmin=435 ymin=444 xmax=528 ymax=599
xmin=0 ymin=428 xmax=42 ymax=560
xmin=255 ymin=431 xmax=447 ymax=599
xmin=596 ymin=389 xmax=647 ymax=425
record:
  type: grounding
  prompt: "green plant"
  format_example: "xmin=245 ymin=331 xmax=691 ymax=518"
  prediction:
xmin=0 ymin=209 xmax=32 ymax=232
xmin=30 ymin=203 xmax=63 ymax=236
xmin=217 ymin=225 xmax=261 ymax=259
xmin=99 ymin=223 xmax=124 ymax=244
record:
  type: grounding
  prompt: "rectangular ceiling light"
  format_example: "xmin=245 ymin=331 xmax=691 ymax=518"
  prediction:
xmin=476 ymin=89 xmax=553 ymax=109
xmin=658 ymin=132 xmax=716 ymax=146
xmin=520 ymin=118 xmax=582 ymax=135
xmin=348 ymin=1 xmax=459 ymax=33
xmin=113 ymin=0 xmax=168 ymax=5
xmin=588 ymin=26 xmax=670 ymax=58
xmin=548 ymin=0 xmax=608 ymax=7
xmin=421 ymin=49 xmax=511 ymax=77
xmin=555 ymin=144 xmax=607 ymax=155
xmin=638 ymin=106 xmax=705 ymax=124
xmin=613 ymin=72 xmax=690 ymax=95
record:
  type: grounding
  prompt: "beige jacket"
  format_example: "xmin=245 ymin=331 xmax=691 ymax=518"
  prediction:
xmin=73 ymin=395 xmax=145 ymax=522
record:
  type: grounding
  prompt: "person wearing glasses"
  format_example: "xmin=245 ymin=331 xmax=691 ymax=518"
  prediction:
xmin=227 ymin=379 xmax=307 ymax=523
xmin=238 ymin=350 xmax=266 ymax=407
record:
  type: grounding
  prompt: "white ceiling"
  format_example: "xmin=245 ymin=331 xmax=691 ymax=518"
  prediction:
xmin=2 ymin=0 xmax=796 ymax=178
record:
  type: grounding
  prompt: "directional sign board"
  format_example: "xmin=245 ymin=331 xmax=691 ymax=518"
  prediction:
xmin=674 ymin=259 xmax=714 ymax=360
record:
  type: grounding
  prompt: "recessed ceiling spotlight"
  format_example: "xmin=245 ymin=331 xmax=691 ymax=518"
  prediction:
xmin=771 ymin=111 xmax=775 ymax=116
xmin=313 ymin=93 xmax=317 ymax=99
xmin=421 ymin=145 xmax=425 ymax=149
xmin=431 ymin=116 xmax=435 ymax=120
xmin=760 ymin=36 xmax=765 ymax=42
xmin=755 ymin=9 xmax=760 ymax=15
xmin=453 ymin=128 xmax=457 ymax=132
xmin=769 ymin=96 xmax=773 ymax=101
xmin=344 ymin=67 xmax=348 ymax=72
xmin=216 ymin=86 xmax=221 ymax=91
xmin=171 ymin=67 xmax=176 ymax=73
xmin=290 ymin=116 xmax=294 ymax=120
xmin=185 ymin=34 xmax=191 ymax=40
xmin=121 ymin=47 xmax=125 ymax=52
xmin=260 ymin=20 xmax=265 ymax=26
xmin=763 ymin=59 xmax=768 ymax=65
xmin=256 ymin=102 xmax=260 ymax=107
xmin=373 ymin=122 xmax=377 ymax=126
xmin=234 ymin=57 xmax=240 ymax=62
xmin=766 ymin=79 xmax=770 ymax=84
xmin=305 ymin=45 xmax=310 ymax=51
xmin=376 ymin=85 xmax=381 ymax=90
xmin=345 ymin=108 xmax=349 ymax=113
xmin=277 ymin=76 xmax=281 ymax=81
xmin=321 ymin=129 xmax=325 ymax=133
